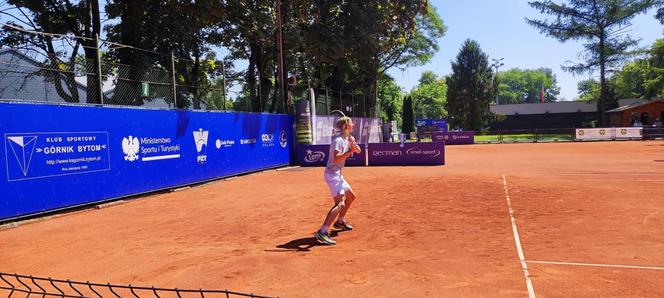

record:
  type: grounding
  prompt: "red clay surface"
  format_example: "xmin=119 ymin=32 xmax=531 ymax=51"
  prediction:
xmin=1 ymin=141 xmax=663 ymax=297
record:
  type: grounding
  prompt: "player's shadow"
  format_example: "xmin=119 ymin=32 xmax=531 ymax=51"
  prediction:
xmin=266 ymin=230 xmax=344 ymax=252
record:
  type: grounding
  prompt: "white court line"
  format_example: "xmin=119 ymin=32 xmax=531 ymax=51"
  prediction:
xmin=502 ymin=174 xmax=536 ymax=298
xmin=527 ymin=260 xmax=664 ymax=271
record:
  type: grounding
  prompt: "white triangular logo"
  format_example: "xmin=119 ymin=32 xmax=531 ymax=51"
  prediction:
xmin=7 ymin=136 xmax=37 ymax=176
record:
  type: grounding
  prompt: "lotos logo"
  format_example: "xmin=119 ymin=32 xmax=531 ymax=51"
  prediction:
xmin=279 ymin=130 xmax=288 ymax=148
xmin=304 ymin=149 xmax=326 ymax=163
xmin=620 ymin=129 xmax=627 ymax=135
xmin=599 ymin=129 xmax=606 ymax=135
xmin=578 ymin=130 xmax=585 ymax=136
xmin=122 ymin=136 xmax=140 ymax=162
xmin=406 ymin=147 xmax=441 ymax=158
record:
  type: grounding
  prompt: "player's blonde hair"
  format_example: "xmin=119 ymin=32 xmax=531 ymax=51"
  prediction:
xmin=331 ymin=110 xmax=352 ymax=130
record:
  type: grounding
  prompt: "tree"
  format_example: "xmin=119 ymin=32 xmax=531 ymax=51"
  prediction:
xmin=105 ymin=0 xmax=223 ymax=109
xmin=644 ymin=39 xmax=664 ymax=97
xmin=377 ymin=74 xmax=402 ymax=125
xmin=577 ymin=79 xmax=601 ymax=101
xmin=496 ymin=68 xmax=561 ymax=104
xmin=0 ymin=0 xmax=103 ymax=103
xmin=285 ymin=1 xmax=445 ymax=117
xmin=611 ymin=39 xmax=664 ymax=99
xmin=612 ymin=60 xmax=650 ymax=98
xmin=410 ymin=72 xmax=447 ymax=119
xmin=527 ymin=0 xmax=659 ymax=124
xmin=445 ymin=39 xmax=496 ymax=131
xmin=401 ymin=95 xmax=415 ymax=136
xmin=209 ymin=0 xmax=280 ymax=112
xmin=418 ymin=70 xmax=438 ymax=85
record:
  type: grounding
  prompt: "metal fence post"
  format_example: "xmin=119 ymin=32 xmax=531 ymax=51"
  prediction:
xmin=221 ymin=61 xmax=227 ymax=111
xmin=325 ymin=87 xmax=329 ymax=115
xmin=339 ymin=89 xmax=342 ymax=115
xmin=171 ymin=51 xmax=177 ymax=108
xmin=352 ymin=94 xmax=355 ymax=117
xmin=95 ymin=34 xmax=104 ymax=105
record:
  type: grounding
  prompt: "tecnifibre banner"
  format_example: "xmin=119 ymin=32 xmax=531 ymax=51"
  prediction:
xmin=0 ymin=101 xmax=293 ymax=221
xmin=312 ymin=116 xmax=382 ymax=145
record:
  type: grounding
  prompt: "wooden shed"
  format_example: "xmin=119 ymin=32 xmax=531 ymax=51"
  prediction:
xmin=607 ymin=99 xmax=664 ymax=127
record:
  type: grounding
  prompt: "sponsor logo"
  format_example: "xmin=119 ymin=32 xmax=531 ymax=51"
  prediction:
xmin=599 ymin=129 xmax=606 ymax=136
xmin=125 ymin=136 xmax=180 ymax=162
xmin=122 ymin=136 xmax=140 ymax=162
xmin=304 ymin=149 xmax=326 ymax=163
xmin=372 ymin=150 xmax=402 ymax=157
xmin=6 ymin=135 xmax=38 ymax=176
xmin=578 ymin=130 xmax=585 ymax=136
xmin=279 ymin=130 xmax=288 ymax=148
xmin=452 ymin=134 xmax=470 ymax=140
xmin=6 ymin=132 xmax=110 ymax=181
xmin=620 ymin=129 xmax=627 ymax=135
xmin=261 ymin=133 xmax=275 ymax=147
xmin=193 ymin=129 xmax=209 ymax=164
xmin=216 ymin=139 xmax=235 ymax=149
xmin=240 ymin=138 xmax=257 ymax=145
xmin=406 ymin=147 xmax=441 ymax=158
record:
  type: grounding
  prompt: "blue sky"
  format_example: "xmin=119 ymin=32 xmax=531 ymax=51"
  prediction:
xmin=388 ymin=0 xmax=663 ymax=101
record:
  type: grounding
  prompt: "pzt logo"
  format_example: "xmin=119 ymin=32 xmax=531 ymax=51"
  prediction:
xmin=193 ymin=129 xmax=209 ymax=164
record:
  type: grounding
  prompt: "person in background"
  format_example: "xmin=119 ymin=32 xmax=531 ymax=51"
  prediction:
xmin=653 ymin=118 xmax=663 ymax=128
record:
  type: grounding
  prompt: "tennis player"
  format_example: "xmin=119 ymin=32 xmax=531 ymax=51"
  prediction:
xmin=314 ymin=115 xmax=361 ymax=245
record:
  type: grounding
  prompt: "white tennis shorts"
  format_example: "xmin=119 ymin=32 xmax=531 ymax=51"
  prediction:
xmin=324 ymin=172 xmax=351 ymax=197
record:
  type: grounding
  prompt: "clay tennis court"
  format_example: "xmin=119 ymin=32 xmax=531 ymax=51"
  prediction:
xmin=1 ymin=141 xmax=663 ymax=297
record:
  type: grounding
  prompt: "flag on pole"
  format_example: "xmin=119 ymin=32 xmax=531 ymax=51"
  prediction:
xmin=540 ymin=81 xmax=545 ymax=103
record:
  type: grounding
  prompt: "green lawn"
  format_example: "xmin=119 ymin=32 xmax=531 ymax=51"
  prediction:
xmin=399 ymin=133 xmax=574 ymax=143
xmin=475 ymin=133 xmax=573 ymax=143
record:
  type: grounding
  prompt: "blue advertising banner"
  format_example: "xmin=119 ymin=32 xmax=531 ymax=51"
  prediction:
xmin=5 ymin=132 xmax=111 ymax=181
xmin=297 ymin=144 xmax=366 ymax=167
xmin=415 ymin=119 xmax=448 ymax=131
xmin=0 ymin=102 xmax=294 ymax=221
xmin=367 ymin=142 xmax=445 ymax=166
xmin=431 ymin=131 xmax=475 ymax=145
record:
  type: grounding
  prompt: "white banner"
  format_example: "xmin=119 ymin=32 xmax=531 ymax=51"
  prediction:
xmin=313 ymin=116 xmax=382 ymax=144
xmin=575 ymin=127 xmax=642 ymax=140
xmin=614 ymin=127 xmax=642 ymax=139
